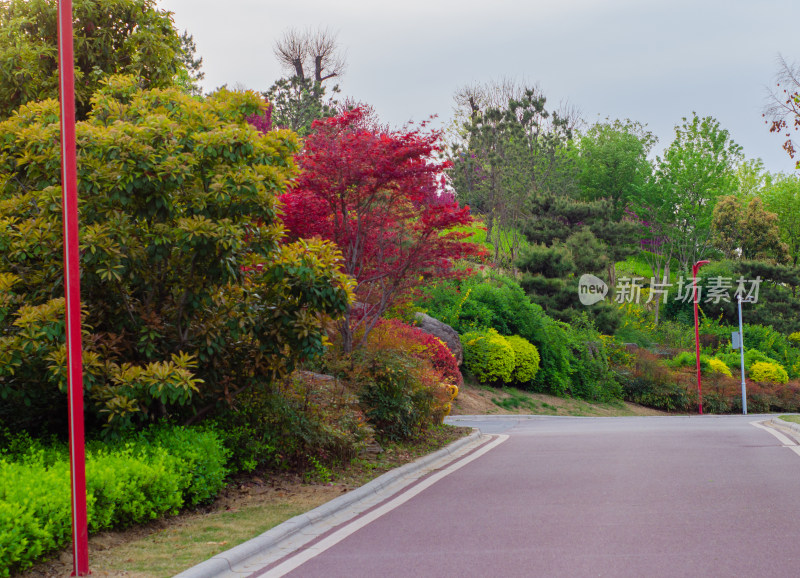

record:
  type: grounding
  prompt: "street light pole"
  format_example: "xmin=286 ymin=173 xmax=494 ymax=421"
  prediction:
xmin=737 ymin=295 xmax=749 ymax=415
xmin=692 ymin=260 xmax=710 ymax=415
xmin=57 ymin=0 xmax=90 ymax=574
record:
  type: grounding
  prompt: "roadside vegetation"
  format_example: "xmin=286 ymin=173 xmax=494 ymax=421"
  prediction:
xmin=2 ymin=3 xmax=800 ymax=575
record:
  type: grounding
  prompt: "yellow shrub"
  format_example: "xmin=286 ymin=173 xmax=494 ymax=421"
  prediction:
xmin=707 ymin=358 xmax=733 ymax=377
xmin=750 ymin=361 xmax=789 ymax=384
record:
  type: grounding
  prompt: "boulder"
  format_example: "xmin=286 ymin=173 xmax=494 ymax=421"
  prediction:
xmin=414 ymin=312 xmax=463 ymax=365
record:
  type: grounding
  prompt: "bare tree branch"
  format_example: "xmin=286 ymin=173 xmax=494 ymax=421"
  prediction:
xmin=273 ymin=27 xmax=345 ymax=83
xmin=764 ymin=53 xmax=800 ymax=161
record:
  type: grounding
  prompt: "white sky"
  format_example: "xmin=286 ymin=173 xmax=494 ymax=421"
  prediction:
xmin=159 ymin=0 xmax=800 ymax=174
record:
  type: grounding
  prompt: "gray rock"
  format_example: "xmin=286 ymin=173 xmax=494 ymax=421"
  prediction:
xmin=414 ymin=312 xmax=463 ymax=365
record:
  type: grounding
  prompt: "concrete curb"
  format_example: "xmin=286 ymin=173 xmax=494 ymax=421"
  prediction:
xmin=769 ymin=416 xmax=800 ymax=440
xmin=174 ymin=429 xmax=487 ymax=578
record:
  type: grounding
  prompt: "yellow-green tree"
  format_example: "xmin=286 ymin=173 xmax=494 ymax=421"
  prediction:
xmin=0 ymin=0 xmax=193 ymax=120
xmin=0 ymin=77 xmax=352 ymax=433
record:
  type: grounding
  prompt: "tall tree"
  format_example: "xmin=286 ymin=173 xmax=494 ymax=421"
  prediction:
xmin=449 ymin=84 xmax=575 ymax=265
xmin=280 ymin=108 xmax=484 ymax=352
xmin=266 ymin=27 xmax=345 ymax=137
xmin=0 ymin=0 xmax=195 ymax=120
xmin=575 ymin=118 xmax=655 ymax=287
xmin=762 ymin=173 xmax=800 ymax=266
xmin=273 ymin=27 xmax=345 ymax=83
xmin=651 ymin=113 xmax=743 ymax=271
xmin=264 ymin=76 xmax=339 ymax=137
xmin=711 ymin=195 xmax=789 ymax=262
xmin=576 ymin=119 xmax=656 ymax=221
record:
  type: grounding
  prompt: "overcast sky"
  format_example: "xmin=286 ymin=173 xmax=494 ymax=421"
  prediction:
xmin=159 ymin=0 xmax=800 ymax=174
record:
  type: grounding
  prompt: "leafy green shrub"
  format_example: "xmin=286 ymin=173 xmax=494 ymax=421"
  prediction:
xmin=140 ymin=426 xmax=229 ymax=505
xmin=669 ymin=351 xmax=700 ymax=369
xmin=789 ymin=331 xmax=800 ymax=345
xmin=505 ymin=335 xmax=540 ymax=384
xmin=750 ymin=361 xmax=789 ymax=384
xmin=566 ymin=318 xmax=623 ymax=402
xmin=668 ymin=351 xmax=733 ymax=377
xmin=85 ymin=447 xmax=184 ymax=529
xmin=745 ymin=349 xmax=779 ymax=369
xmin=0 ymin=425 xmax=228 ymax=575
xmin=461 ymin=328 xmax=515 ymax=385
xmin=0 ymin=501 xmax=51 ymax=577
xmin=742 ymin=324 xmax=800 ymax=378
xmin=355 ymin=351 xmax=438 ymax=441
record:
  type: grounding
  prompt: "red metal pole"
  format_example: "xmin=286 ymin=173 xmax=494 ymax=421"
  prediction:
xmin=693 ymin=260 xmax=709 ymax=416
xmin=56 ymin=0 xmax=90 ymax=574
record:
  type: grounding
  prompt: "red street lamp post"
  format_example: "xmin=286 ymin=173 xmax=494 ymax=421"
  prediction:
xmin=693 ymin=260 xmax=710 ymax=415
xmin=57 ymin=0 xmax=90 ymax=574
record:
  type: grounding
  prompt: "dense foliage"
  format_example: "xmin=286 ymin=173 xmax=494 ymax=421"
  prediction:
xmin=281 ymin=107 xmax=483 ymax=351
xmin=0 ymin=78 xmax=352 ymax=434
xmin=0 ymin=0 xmax=192 ymax=120
xmin=0 ymin=425 xmax=228 ymax=576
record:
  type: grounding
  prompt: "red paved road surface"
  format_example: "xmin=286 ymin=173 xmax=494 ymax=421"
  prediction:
xmin=266 ymin=416 xmax=800 ymax=577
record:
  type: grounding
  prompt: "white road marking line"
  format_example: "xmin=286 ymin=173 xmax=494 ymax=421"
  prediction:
xmin=750 ymin=420 xmax=800 ymax=457
xmin=260 ymin=434 xmax=509 ymax=578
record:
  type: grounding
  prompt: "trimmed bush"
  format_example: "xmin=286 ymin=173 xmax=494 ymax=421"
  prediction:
xmin=0 ymin=425 xmax=229 ymax=575
xmin=707 ymin=358 xmax=733 ymax=377
xmin=505 ymin=335 xmax=540 ymax=384
xmin=462 ymin=328 xmax=515 ymax=384
xmin=750 ymin=361 xmax=789 ymax=384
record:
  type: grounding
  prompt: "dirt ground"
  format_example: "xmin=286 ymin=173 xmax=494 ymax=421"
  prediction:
xmin=450 ymin=382 xmax=667 ymax=417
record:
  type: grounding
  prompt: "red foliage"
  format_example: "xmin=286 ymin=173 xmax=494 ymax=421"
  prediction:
xmin=281 ymin=107 xmax=485 ymax=350
xmin=366 ymin=318 xmax=462 ymax=386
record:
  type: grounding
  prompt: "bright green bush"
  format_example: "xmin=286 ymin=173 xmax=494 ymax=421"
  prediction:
xmin=750 ymin=361 xmax=789 ymax=384
xmin=462 ymin=328 xmax=515 ymax=384
xmin=744 ymin=349 xmax=780 ymax=369
xmin=142 ymin=426 xmax=229 ymax=505
xmin=505 ymin=335 xmax=540 ymax=384
xmin=85 ymin=447 xmax=185 ymax=529
xmin=668 ymin=352 xmax=733 ymax=377
xmin=669 ymin=351 xmax=707 ymax=370
xmin=0 ymin=425 xmax=229 ymax=575
xmin=742 ymin=324 xmax=800 ymax=378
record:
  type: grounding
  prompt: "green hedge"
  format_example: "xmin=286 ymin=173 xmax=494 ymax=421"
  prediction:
xmin=0 ymin=425 xmax=229 ymax=576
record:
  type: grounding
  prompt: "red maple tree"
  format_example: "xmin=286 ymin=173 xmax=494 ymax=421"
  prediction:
xmin=280 ymin=107 xmax=484 ymax=351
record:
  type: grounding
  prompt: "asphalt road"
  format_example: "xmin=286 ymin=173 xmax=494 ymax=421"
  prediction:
xmin=262 ymin=415 xmax=800 ymax=577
